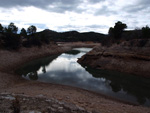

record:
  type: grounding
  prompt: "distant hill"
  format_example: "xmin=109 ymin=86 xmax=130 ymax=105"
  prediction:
xmin=0 ymin=28 xmax=147 ymax=50
xmin=36 ymin=29 xmax=107 ymax=42
xmin=0 ymin=29 xmax=107 ymax=49
xmin=35 ymin=29 xmax=145 ymax=43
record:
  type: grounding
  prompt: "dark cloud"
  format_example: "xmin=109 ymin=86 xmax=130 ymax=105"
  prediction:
xmin=25 ymin=23 xmax=48 ymax=29
xmin=0 ymin=0 xmax=110 ymax=14
xmin=58 ymin=25 xmax=81 ymax=31
xmin=123 ymin=0 xmax=150 ymax=13
xmin=0 ymin=0 xmax=49 ymax=8
xmin=0 ymin=0 xmax=82 ymax=13
xmin=139 ymin=0 xmax=150 ymax=7
xmin=60 ymin=24 xmax=108 ymax=29
xmin=123 ymin=5 xmax=147 ymax=13
xmin=86 ymin=25 xmax=108 ymax=29
xmin=57 ymin=24 xmax=108 ymax=33
xmin=88 ymin=0 xmax=106 ymax=4
xmin=0 ymin=0 xmax=149 ymax=33
xmin=94 ymin=6 xmax=117 ymax=16
xmin=138 ymin=0 xmax=150 ymax=13
xmin=49 ymin=0 xmax=84 ymax=13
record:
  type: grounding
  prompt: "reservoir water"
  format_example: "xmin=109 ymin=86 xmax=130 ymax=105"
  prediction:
xmin=17 ymin=48 xmax=150 ymax=106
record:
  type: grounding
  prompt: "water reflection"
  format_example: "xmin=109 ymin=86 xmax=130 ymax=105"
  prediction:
xmin=28 ymin=71 xmax=38 ymax=80
xmin=17 ymin=48 xmax=150 ymax=106
xmin=17 ymin=55 xmax=59 ymax=80
xmin=64 ymin=50 xmax=80 ymax=55
xmin=84 ymin=66 xmax=150 ymax=106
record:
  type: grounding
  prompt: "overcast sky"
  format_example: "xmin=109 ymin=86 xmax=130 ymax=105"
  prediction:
xmin=0 ymin=0 xmax=150 ymax=34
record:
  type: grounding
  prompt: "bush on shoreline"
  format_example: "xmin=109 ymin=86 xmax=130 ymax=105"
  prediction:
xmin=0 ymin=23 xmax=51 ymax=50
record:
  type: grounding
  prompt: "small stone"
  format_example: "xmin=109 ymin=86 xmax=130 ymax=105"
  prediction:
xmin=66 ymin=96 xmax=70 ymax=99
xmin=77 ymin=106 xmax=85 ymax=111
xmin=52 ymin=104 xmax=60 ymax=108
xmin=58 ymin=107 xmax=64 ymax=112
xmin=46 ymin=99 xmax=51 ymax=102
xmin=58 ymin=101 xmax=64 ymax=105
xmin=92 ymin=110 xmax=100 ymax=113
xmin=37 ymin=94 xmax=44 ymax=97
xmin=58 ymin=107 xmax=63 ymax=109
xmin=47 ymin=107 xmax=56 ymax=112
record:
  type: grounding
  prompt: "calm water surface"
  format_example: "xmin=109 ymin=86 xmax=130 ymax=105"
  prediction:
xmin=17 ymin=48 xmax=150 ymax=106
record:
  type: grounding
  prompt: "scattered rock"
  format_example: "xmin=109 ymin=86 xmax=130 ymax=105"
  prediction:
xmin=92 ymin=110 xmax=101 ymax=113
xmin=0 ymin=93 xmax=90 ymax=113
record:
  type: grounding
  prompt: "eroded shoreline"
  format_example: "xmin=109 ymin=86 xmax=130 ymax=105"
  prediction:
xmin=0 ymin=42 xmax=150 ymax=113
xmin=78 ymin=41 xmax=150 ymax=78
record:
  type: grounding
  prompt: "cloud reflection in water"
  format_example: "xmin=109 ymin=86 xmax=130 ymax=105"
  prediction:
xmin=19 ymin=48 xmax=150 ymax=106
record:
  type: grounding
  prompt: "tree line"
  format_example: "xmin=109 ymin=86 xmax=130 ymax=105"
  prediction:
xmin=0 ymin=21 xmax=150 ymax=49
xmin=100 ymin=21 xmax=150 ymax=46
xmin=108 ymin=21 xmax=150 ymax=40
xmin=0 ymin=22 xmax=37 ymax=35
xmin=0 ymin=22 xmax=51 ymax=50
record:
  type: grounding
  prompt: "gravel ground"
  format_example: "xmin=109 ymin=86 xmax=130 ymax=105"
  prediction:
xmin=0 ymin=93 xmax=92 ymax=113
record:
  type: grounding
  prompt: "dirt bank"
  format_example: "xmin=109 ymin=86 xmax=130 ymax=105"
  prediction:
xmin=0 ymin=43 xmax=150 ymax=113
xmin=78 ymin=40 xmax=150 ymax=78
xmin=0 ymin=44 xmax=71 ymax=91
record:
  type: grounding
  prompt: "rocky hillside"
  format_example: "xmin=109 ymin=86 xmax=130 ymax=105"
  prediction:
xmin=78 ymin=39 xmax=150 ymax=78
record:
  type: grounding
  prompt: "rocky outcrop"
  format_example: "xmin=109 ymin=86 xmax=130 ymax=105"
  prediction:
xmin=0 ymin=93 xmax=90 ymax=113
xmin=78 ymin=39 xmax=150 ymax=78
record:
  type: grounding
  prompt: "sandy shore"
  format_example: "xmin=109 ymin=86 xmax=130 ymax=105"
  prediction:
xmin=0 ymin=43 xmax=150 ymax=113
